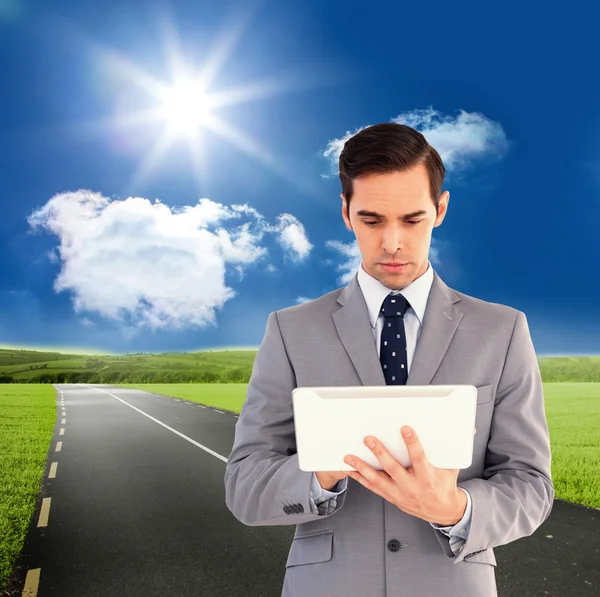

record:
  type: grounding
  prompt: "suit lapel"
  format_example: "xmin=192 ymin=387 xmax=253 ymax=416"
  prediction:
xmin=332 ymin=268 xmax=463 ymax=387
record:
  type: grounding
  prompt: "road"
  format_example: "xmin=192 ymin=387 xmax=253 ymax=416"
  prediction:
xmin=2 ymin=384 xmax=598 ymax=596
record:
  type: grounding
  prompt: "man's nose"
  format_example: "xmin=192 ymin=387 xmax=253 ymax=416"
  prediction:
xmin=382 ymin=227 xmax=404 ymax=254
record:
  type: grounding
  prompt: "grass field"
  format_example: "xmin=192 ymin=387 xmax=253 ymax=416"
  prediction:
xmin=0 ymin=348 xmax=256 ymax=383
xmin=1 ymin=375 xmax=599 ymax=593
xmin=0 ymin=385 xmax=56 ymax=593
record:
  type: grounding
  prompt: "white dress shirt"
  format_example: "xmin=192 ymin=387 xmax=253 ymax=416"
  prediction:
xmin=308 ymin=260 xmax=473 ymax=555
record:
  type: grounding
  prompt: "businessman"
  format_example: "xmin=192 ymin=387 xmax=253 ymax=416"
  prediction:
xmin=224 ymin=122 xmax=554 ymax=596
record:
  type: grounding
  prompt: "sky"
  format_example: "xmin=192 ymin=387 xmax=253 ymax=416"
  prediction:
xmin=0 ymin=0 xmax=599 ymax=357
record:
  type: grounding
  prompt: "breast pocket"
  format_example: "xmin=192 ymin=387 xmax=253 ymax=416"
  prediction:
xmin=473 ymin=384 xmax=494 ymax=450
xmin=475 ymin=383 xmax=493 ymax=405
xmin=285 ymin=531 xmax=333 ymax=568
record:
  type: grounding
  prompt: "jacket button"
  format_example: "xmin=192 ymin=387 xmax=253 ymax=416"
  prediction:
xmin=387 ymin=539 xmax=401 ymax=552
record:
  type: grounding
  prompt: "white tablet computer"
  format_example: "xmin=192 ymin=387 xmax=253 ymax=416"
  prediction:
xmin=291 ymin=385 xmax=477 ymax=472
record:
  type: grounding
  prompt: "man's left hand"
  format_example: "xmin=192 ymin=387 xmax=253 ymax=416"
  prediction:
xmin=344 ymin=426 xmax=469 ymax=526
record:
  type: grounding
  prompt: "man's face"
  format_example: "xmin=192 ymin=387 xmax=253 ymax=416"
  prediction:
xmin=341 ymin=164 xmax=449 ymax=290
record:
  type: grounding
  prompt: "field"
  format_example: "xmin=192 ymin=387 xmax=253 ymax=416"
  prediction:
xmin=1 ymin=348 xmax=600 ymax=384
xmin=0 ymin=347 xmax=255 ymax=383
xmin=1 ymin=353 xmax=599 ymax=594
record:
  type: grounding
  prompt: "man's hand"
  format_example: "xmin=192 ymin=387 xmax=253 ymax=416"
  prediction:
xmin=343 ymin=426 xmax=476 ymax=526
xmin=315 ymin=470 xmax=352 ymax=491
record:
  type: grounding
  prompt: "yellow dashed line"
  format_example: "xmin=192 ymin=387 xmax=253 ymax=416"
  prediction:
xmin=48 ymin=462 xmax=58 ymax=479
xmin=23 ymin=568 xmax=41 ymax=596
xmin=38 ymin=498 xmax=51 ymax=527
xmin=55 ymin=442 xmax=62 ymax=452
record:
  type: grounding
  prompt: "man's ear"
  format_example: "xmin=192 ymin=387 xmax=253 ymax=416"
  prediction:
xmin=341 ymin=194 xmax=353 ymax=230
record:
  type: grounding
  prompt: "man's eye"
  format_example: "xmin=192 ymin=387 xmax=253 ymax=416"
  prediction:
xmin=363 ymin=220 xmax=421 ymax=226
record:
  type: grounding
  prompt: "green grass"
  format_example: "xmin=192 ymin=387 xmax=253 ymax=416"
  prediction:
xmin=543 ymin=383 xmax=600 ymax=507
xmin=0 ymin=385 xmax=56 ymax=593
xmin=1 ymin=377 xmax=599 ymax=594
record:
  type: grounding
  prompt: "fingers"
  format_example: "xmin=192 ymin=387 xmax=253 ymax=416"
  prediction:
xmin=401 ymin=426 xmax=428 ymax=471
xmin=343 ymin=453 xmax=392 ymax=494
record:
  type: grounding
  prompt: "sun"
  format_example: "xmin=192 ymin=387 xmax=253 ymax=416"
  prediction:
xmin=155 ymin=79 xmax=215 ymax=138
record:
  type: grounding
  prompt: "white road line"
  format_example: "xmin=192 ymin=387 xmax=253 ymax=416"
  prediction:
xmin=85 ymin=386 xmax=229 ymax=463
xmin=55 ymin=442 xmax=62 ymax=452
xmin=38 ymin=498 xmax=51 ymax=527
xmin=213 ymin=410 xmax=224 ymax=414
xmin=49 ymin=462 xmax=58 ymax=478
xmin=197 ymin=405 xmax=207 ymax=408
xmin=62 ymin=419 xmax=66 ymax=424
xmin=23 ymin=568 xmax=41 ymax=596
xmin=59 ymin=428 xmax=65 ymax=435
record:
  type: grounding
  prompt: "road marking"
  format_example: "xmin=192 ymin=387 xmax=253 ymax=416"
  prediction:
xmin=59 ymin=428 xmax=65 ymax=435
xmin=49 ymin=462 xmax=58 ymax=478
xmin=86 ymin=386 xmax=229 ymax=463
xmin=38 ymin=498 xmax=51 ymax=527
xmin=55 ymin=442 xmax=62 ymax=452
xmin=214 ymin=410 xmax=224 ymax=414
xmin=61 ymin=419 xmax=66 ymax=424
xmin=197 ymin=405 xmax=206 ymax=408
xmin=23 ymin=568 xmax=41 ymax=596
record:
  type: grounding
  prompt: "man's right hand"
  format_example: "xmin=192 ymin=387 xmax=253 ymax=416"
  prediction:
xmin=315 ymin=428 xmax=477 ymax=491
xmin=315 ymin=470 xmax=352 ymax=491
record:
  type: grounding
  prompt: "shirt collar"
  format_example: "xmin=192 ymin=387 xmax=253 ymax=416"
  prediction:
xmin=357 ymin=260 xmax=434 ymax=328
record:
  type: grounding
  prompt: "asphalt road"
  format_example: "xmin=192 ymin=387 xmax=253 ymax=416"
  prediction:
xmin=2 ymin=384 xmax=598 ymax=596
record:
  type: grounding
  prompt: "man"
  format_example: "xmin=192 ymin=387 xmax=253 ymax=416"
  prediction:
xmin=224 ymin=122 xmax=554 ymax=596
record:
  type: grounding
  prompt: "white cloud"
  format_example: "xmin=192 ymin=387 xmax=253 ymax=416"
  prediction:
xmin=27 ymin=190 xmax=312 ymax=334
xmin=324 ymin=238 xmax=363 ymax=286
xmin=322 ymin=106 xmax=511 ymax=177
xmin=264 ymin=213 xmax=313 ymax=261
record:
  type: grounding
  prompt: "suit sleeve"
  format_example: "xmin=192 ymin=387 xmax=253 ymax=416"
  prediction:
xmin=430 ymin=487 xmax=472 ymax=555
xmin=433 ymin=310 xmax=555 ymax=562
xmin=224 ymin=311 xmax=348 ymax=526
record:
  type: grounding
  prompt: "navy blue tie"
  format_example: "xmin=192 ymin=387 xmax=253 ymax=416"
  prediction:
xmin=379 ymin=292 xmax=411 ymax=385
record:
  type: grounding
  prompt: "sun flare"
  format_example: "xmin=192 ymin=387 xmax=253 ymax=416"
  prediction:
xmin=86 ymin=9 xmax=330 ymax=193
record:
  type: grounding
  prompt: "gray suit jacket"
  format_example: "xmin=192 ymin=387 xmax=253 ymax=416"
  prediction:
xmin=224 ymin=268 xmax=554 ymax=597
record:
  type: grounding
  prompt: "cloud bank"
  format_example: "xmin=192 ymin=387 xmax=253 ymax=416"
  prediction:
xmin=28 ymin=191 xmax=312 ymax=333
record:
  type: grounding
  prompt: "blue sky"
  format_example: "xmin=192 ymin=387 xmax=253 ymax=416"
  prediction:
xmin=1 ymin=0 xmax=599 ymax=356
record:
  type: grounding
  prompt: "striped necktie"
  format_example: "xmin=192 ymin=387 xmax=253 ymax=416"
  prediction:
xmin=379 ymin=292 xmax=411 ymax=385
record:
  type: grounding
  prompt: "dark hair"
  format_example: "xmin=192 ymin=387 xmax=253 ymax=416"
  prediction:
xmin=339 ymin=122 xmax=445 ymax=218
